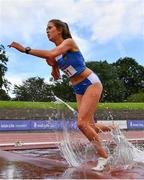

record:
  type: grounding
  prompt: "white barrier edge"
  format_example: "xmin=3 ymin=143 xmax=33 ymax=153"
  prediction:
xmin=97 ymin=120 xmax=127 ymax=129
xmin=0 ymin=141 xmax=60 ymax=147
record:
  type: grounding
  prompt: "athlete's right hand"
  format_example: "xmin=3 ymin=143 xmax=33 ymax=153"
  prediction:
xmin=8 ymin=42 xmax=25 ymax=53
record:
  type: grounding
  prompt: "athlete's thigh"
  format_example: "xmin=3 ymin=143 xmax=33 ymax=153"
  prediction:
xmin=76 ymin=94 xmax=83 ymax=112
xmin=78 ymin=83 xmax=102 ymax=118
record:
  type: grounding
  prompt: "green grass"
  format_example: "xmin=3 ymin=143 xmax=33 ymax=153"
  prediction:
xmin=97 ymin=102 xmax=144 ymax=110
xmin=0 ymin=101 xmax=144 ymax=110
xmin=0 ymin=101 xmax=63 ymax=109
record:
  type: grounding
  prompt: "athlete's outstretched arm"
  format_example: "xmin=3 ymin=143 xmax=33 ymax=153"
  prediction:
xmin=8 ymin=40 xmax=73 ymax=80
xmin=8 ymin=39 xmax=73 ymax=60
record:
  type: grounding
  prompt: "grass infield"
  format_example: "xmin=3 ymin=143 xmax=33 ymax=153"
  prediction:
xmin=0 ymin=101 xmax=144 ymax=110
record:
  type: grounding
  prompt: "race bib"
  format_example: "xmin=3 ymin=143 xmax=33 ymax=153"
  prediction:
xmin=63 ymin=65 xmax=77 ymax=77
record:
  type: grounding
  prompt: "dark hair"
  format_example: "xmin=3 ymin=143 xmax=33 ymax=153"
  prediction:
xmin=49 ymin=19 xmax=72 ymax=39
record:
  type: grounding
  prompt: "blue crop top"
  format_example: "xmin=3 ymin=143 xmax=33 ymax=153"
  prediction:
xmin=55 ymin=51 xmax=86 ymax=78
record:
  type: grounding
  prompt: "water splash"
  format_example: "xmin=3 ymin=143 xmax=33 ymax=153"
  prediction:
xmin=53 ymin=95 xmax=144 ymax=169
xmin=54 ymin=95 xmax=97 ymax=167
xmin=103 ymin=109 xmax=144 ymax=169
xmin=108 ymin=128 xmax=144 ymax=169
xmin=53 ymin=95 xmax=77 ymax=118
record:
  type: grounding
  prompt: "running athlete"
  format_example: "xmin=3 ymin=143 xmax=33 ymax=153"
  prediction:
xmin=8 ymin=19 xmax=115 ymax=171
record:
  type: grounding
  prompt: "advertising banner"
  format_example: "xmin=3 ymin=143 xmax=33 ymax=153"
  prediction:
xmin=127 ymin=120 xmax=144 ymax=129
xmin=0 ymin=120 xmax=77 ymax=131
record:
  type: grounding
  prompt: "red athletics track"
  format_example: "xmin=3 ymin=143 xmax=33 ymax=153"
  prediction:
xmin=0 ymin=130 xmax=143 ymax=150
xmin=0 ymin=130 xmax=144 ymax=179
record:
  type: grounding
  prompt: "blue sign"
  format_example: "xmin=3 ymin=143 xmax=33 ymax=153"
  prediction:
xmin=127 ymin=120 xmax=144 ymax=129
xmin=0 ymin=119 xmax=78 ymax=131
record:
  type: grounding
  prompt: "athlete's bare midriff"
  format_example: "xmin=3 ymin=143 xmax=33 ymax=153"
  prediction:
xmin=70 ymin=68 xmax=93 ymax=85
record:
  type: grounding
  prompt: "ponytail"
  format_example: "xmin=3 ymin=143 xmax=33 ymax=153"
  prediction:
xmin=63 ymin=22 xmax=72 ymax=39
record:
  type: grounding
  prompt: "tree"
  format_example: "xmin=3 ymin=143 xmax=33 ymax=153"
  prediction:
xmin=127 ymin=92 xmax=144 ymax=102
xmin=13 ymin=77 xmax=53 ymax=101
xmin=0 ymin=89 xmax=10 ymax=100
xmin=113 ymin=57 xmax=144 ymax=98
xmin=0 ymin=45 xmax=10 ymax=100
xmin=51 ymin=74 xmax=76 ymax=102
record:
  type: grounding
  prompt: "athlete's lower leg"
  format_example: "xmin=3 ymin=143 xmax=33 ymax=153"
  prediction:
xmin=77 ymin=119 xmax=108 ymax=158
xmin=94 ymin=123 xmax=117 ymax=133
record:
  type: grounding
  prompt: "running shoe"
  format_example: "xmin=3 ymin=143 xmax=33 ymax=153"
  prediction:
xmin=92 ymin=157 xmax=108 ymax=171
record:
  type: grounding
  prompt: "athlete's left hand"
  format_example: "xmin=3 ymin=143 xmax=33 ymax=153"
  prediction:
xmin=51 ymin=65 xmax=60 ymax=80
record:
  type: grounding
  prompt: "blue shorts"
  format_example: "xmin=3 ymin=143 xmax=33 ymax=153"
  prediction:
xmin=73 ymin=72 xmax=101 ymax=95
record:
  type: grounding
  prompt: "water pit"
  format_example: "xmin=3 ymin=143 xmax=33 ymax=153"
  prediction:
xmin=0 ymin=96 xmax=144 ymax=179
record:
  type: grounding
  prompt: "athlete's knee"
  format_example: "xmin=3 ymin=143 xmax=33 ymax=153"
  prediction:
xmin=77 ymin=115 xmax=93 ymax=131
xmin=77 ymin=119 xmax=85 ymax=130
xmin=77 ymin=115 xmax=87 ymax=130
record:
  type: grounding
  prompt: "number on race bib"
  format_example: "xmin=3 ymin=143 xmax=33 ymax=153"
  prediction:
xmin=63 ymin=65 xmax=77 ymax=77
